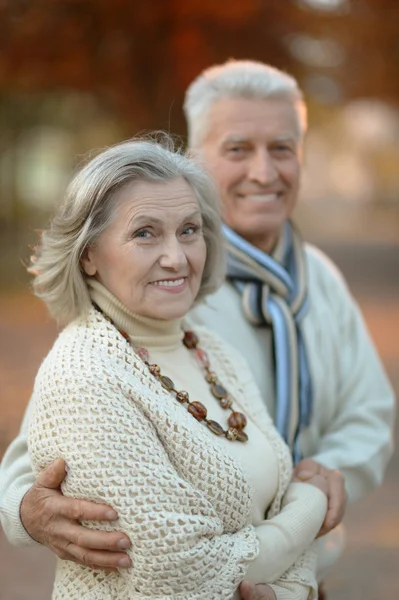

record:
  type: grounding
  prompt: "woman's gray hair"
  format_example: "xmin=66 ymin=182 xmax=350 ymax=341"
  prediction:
xmin=184 ymin=59 xmax=308 ymax=149
xmin=29 ymin=136 xmax=225 ymax=325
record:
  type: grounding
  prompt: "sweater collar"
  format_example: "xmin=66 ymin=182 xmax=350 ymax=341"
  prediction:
xmin=87 ymin=279 xmax=184 ymax=351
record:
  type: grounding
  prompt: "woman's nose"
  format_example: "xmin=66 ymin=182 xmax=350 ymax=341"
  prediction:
xmin=159 ymin=238 xmax=187 ymax=270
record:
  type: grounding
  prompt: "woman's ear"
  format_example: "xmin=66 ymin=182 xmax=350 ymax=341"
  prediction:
xmin=81 ymin=247 xmax=97 ymax=276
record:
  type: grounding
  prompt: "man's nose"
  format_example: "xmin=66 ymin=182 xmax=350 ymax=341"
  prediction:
xmin=248 ymin=149 xmax=278 ymax=186
xmin=159 ymin=237 xmax=187 ymax=270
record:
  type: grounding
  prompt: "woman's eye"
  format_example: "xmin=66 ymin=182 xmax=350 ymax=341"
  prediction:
xmin=182 ymin=226 xmax=197 ymax=235
xmin=133 ymin=229 xmax=152 ymax=239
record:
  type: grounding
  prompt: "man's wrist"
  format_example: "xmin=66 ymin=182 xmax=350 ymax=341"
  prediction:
xmin=0 ymin=481 xmax=40 ymax=547
xmin=20 ymin=487 xmax=42 ymax=544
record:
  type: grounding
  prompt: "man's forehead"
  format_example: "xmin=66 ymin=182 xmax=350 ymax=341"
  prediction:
xmin=221 ymin=133 xmax=298 ymax=144
xmin=204 ymin=97 xmax=301 ymax=144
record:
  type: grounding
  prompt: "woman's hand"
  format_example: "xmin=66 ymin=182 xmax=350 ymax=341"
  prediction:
xmin=293 ymin=458 xmax=347 ymax=537
xmin=240 ymin=580 xmax=277 ymax=600
xmin=20 ymin=458 xmax=131 ymax=570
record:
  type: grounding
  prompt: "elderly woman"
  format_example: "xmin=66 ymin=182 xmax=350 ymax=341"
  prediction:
xmin=27 ymin=138 xmax=327 ymax=600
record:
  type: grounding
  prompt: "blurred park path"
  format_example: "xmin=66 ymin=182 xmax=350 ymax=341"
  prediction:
xmin=0 ymin=243 xmax=398 ymax=600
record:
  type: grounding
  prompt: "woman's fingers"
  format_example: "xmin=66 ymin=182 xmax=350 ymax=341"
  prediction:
xmin=239 ymin=581 xmax=277 ymax=600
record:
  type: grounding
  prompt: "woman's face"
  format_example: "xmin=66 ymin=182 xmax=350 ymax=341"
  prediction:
xmin=82 ymin=177 xmax=207 ymax=320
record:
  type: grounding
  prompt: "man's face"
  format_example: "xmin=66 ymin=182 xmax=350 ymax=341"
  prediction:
xmin=200 ymin=97 xmax=302 ymax=253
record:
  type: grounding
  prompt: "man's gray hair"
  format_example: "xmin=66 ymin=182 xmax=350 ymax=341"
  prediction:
xmin=184 ymin=60 xmax=308 ymax=148
xmin=29 ymin=136 xmax=225 ymax=325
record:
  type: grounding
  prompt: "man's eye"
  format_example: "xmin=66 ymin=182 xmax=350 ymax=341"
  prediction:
xmin=274 ymin=145 xmax=292 ymax=153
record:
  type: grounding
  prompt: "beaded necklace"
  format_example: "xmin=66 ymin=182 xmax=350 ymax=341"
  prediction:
xmin=96 ymin=305 xmax=248 ymax=443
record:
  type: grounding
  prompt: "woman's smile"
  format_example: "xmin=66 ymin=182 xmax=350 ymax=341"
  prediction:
xmin=149 ymin=276 xmax=188 ymax=293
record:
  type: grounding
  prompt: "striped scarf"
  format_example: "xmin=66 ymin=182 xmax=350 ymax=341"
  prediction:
xmin=222 ymin=222 xmax=313 ymax=463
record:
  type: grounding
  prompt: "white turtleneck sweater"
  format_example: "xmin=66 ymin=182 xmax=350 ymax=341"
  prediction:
xmin=26 ymin=281 xmax=327 ymax=599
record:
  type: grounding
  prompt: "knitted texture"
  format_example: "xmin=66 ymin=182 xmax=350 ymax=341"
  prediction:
xmin=29 ymin=307 xmax=318 ymax=599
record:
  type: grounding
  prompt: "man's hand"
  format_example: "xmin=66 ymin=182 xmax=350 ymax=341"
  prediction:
xmin=293 ymin=458 xmax=347 ymax=537
xmin=240 ymin=580 xmax=277 ymax=600
xmin=20 ymin=458 xmax=132 ymax=570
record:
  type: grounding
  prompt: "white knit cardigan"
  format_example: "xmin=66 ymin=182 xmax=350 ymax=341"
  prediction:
xmin=28 ymin=307 xmax=318 ymax=600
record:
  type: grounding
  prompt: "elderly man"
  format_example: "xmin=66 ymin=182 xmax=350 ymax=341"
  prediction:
xmin=0 ymin=61 xmax=395 ymax=597
xmin=184 ymin=61 xmax=395 ymax=596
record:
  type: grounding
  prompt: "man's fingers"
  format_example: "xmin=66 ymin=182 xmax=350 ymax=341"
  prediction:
xmin=310 ymin=473 xmax=329 ymax=496
xmin=36 ymin=459 xmax=67 ymax=490
xmin=293 ymin=457 xmax=320 ymax=480
xmin=59 ymin=496 xmax=119 ymax=522
xmin=292 ymin=472 xmax=329 ymax=496
xmin=316 ymin=469 xmax=347 ymax=537
xmin=69 ymin=523 xmax=131 ymax=551
xmin=62 ymin=544 xmax=132 ymax=569
xmin=324 ymin=470 xmax=347 ymax=529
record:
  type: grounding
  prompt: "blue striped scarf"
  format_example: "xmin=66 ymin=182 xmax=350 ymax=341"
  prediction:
xmin=222 ymin=222 xmax=313 ymax=463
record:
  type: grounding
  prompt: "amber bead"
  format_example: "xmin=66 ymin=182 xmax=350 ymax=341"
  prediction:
xmin=220 ymin=397 xmax=233 ymax=409
xmin=226 ymin=427 xmax=239 ymax=441
xmin=237 ymin=430 xmax=249 ymax=443
xmin=207 ymin=420 xmax=225 ymax=436
xmin=188 ymin=401 xmax=207 ymax=421
xmin=205 ymin=371 xmax=217 ymax=383
xmin=119 ymin=329 xmax=129 ymax=340
xmin=195 ymin=348 xmax=210 ymax=368
xmin=160 ymin=375 xmax=175 ymax=391
xmin=176 ymin=390 xmax=189 ymax=403
xmin=211 ymin=383 xmax=228 ymax=400
xmin=183 ymin=331 xmax=199 ymax=349
xmin=149 ymin=364 xmax=161 ymax=376
xmin=227 ymin=412 xmax=247 ymax=431
xmin=137 ymin=347 xmax=150 ymax=363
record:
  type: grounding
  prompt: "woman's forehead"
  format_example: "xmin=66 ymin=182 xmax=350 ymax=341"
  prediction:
xmin=112 ymin=179 xmax=201 ymax=223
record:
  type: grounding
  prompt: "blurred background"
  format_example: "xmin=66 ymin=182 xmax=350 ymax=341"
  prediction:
xmin=0 ymin=0 xmax=398 ymax=598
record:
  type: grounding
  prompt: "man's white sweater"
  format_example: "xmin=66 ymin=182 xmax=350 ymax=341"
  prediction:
xmin=191 ymin=244 xmax=395 ymax=504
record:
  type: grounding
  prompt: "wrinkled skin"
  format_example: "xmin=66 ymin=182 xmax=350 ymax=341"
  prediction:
xmin=21 ymin=459 xmax=131 ymax=570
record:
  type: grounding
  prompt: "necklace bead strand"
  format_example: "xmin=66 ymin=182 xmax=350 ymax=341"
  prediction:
xmin=144 ymin=358 xmax=248 ymax=443
xmin=182 ymin=331 xmax=248 ymax=443
xmin=93 ymin=306 xmax=249 ymax=443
